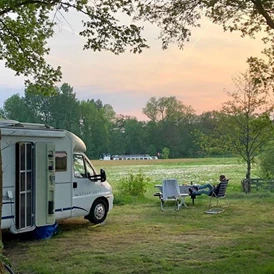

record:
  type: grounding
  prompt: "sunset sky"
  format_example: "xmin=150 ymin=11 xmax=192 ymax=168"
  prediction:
xmin=0 ymin=11 xmax=265 ymax=120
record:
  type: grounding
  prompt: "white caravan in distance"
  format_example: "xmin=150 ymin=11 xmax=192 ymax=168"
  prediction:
xmin=0 ymin=120 xmax=113 ymax=236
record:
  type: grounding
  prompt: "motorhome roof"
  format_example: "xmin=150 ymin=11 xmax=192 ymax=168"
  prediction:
xmin=0 ymin=120 xmax=87 ymax=153
xmin=0 ymin=120 xmax=54 ymax=130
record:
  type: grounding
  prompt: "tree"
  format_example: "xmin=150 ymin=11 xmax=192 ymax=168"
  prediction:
xmin=2 ymin=1 xmax=274 ymax=87
xmin=195 ymin=111 xmax=220 ymax=136
xmin=79 ymin=99 xmax=113 ymax=159
xmin=145 ymin=121 xmax=162 ymax=157
xmin=258 ymin=140 xmax=274 ymax=178
xmin=1 ymin=94 xmax=39 ymax=122
xmin=161 ymin=147 xmax=170 ymax=159
xmin=24 ymin=87 xmax=54 ymax=124
xmin=133 ymin=0 xmax=274 ymax=86
xmin=123 ymin=118 xmax=147 ymax=154
xmin=1 ymin=84 xmax=81 ymax=131
xmin=143 ymin=96 xmax=198 ymax=157
xmin=0 ymin=1 xmax=149 ymax=89
xmin=197 ymin=70 xmax=274 ymax=180
xmin=193 ymin=111 xmax=223 ymax=157
xmin=132 ymin=0 xmax=274 ymax=49
xmin=47 ymin=83 xmax=81 ymax=134
xmin=142 ymin=96 xmax=195 ymax=123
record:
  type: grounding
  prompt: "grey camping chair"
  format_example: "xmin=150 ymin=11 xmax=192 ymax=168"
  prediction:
xmin=160 ymin=179 xmax=183 ymax=211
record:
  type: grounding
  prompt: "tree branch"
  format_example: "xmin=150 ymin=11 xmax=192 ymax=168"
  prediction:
xmin=0 ymin=18 xmax=40 ymax=75
xmin=252 ymin=0 xmax=274 ymax=30
xmin=0 ymin=0 xmax=61 ymax=16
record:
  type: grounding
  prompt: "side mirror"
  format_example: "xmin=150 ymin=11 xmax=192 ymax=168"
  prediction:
xmin=100 ymin=169 xmax=106 ymax=182
xmin=88 ymin=169 xmax=107 ymax=182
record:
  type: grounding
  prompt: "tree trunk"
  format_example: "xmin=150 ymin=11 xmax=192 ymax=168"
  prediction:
xmin=246 ymin=159 xmax=251 ymax=180
xmin=243 ymin=158 xmax=252 ymax=193
xmin=0 ymin=130 xmax=4 ymax=274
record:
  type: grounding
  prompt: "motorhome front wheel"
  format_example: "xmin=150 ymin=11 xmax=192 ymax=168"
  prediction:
xmin=87 ymin=199 xmax=108 ymax=224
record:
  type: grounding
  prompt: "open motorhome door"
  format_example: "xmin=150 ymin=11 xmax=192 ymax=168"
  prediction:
xmin=35 ymin=142 xmax=56 ymax=227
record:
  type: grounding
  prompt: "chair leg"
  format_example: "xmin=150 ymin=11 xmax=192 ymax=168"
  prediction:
xmin=160 ymin=199 xmax=164 ymax=211
xmin=161 ymin=199 xmax=181 ymax=211
xmin=224 ymin=196 xmax=229 ymax=207
xmin=191 ymin=195 xmax=196 ymax=205
xmin=209 ymin=197 xmax=212 ymax=207
xmin=217 ymin=197 xmax=229 ymax=207
xmin=175 ymin=199 xmax=180 ymax=211
xmin=179 ymin=197 xmax=188 ymax=208
xmin=209 ymin=197 xmax=229 ymax=208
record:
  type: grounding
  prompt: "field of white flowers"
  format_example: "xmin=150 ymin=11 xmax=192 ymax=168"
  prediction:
xmin=93 ymin=158 xmax=261 ymax=193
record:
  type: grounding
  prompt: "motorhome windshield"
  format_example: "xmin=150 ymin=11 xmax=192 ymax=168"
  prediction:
xmin=73 ymin=154 xmax=96 ymax=178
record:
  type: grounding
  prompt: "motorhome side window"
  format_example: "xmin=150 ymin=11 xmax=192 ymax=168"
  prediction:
xmin=73 ymin=154 xmax=95 ymax=178
xmin=55 ymin=152 xmax=67 ymax=171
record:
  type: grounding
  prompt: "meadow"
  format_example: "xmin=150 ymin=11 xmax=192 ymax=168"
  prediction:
xmin=3 ymin=158 xmax=274 ymax=274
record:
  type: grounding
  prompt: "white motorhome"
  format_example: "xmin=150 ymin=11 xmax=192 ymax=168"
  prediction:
xmin=0 ymin=120 xmax=113 ymax=236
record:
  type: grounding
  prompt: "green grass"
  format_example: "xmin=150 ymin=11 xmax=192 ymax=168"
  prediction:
xmin=3 ymin=158 xmax=274 ymax=274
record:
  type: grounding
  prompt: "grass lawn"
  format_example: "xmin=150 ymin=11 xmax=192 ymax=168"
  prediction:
xmin=3 ymin=158 xmax=274 ymax=274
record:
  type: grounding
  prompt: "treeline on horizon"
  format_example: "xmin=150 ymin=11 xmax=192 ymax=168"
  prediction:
xmin=0 ymin=83 xmax=230 ymax=159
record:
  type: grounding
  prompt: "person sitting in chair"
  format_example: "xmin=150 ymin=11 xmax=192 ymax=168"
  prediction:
xmin=189 ymin=175 xmax=228 ymax=196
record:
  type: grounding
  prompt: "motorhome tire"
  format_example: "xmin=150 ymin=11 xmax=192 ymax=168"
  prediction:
xmin=88 ymin=199 xmax=108 ymax=224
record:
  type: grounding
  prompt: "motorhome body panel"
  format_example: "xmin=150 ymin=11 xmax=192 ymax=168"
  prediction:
xmin=35 ymin=142 xmax=56 ymax=226
xmin=1 ymin=127 xmax=74 ymax=233
xmin=0 ymin=122 xmax=113 ymax=234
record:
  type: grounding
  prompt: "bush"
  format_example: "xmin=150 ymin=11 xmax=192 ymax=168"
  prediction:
xmin=161 ymin=147 xmax=170 ymax=159
xmin=258 ymin=141 xmax=274 ymax=178
xmin=117 ymin=171 xmax=150 ymax=197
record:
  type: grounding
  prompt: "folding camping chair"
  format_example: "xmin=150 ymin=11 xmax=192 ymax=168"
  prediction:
xmin=208 ymin=179 xmax=229 ymax=208
xmin=160 ymin=179 xmax=182 ymax=211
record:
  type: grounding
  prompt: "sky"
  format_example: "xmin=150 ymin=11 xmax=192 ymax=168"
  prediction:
xmin=0 ymin=10 xmax=266 ymax=121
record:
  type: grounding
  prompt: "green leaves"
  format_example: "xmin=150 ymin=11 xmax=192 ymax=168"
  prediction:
xmin=117 ymin=170 xmax=149 ymax=197
xmin=0 ymin=1 xmax=60 ymax=91
xmin=1 ymin=0 xmax=274 ymax=91
xmin=258 ymin=140 xmax=274 ymax=178
xmin=142 ymin=96 xmax=195 ymax=123
xmin=0 ymin=0 xmax=149 ymax=90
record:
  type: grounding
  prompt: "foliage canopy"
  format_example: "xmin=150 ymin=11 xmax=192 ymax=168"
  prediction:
xmin=258 ymin=141 xmax=274 ymax=178
xmin=1 ymin=0 xmax=274 ymax=89
xmin=0 ymin=0 xmax=148 ymax=90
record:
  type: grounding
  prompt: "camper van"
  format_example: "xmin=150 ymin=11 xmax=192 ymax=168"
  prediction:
xmin=0 ymin=120 xmax=113 ymax=236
